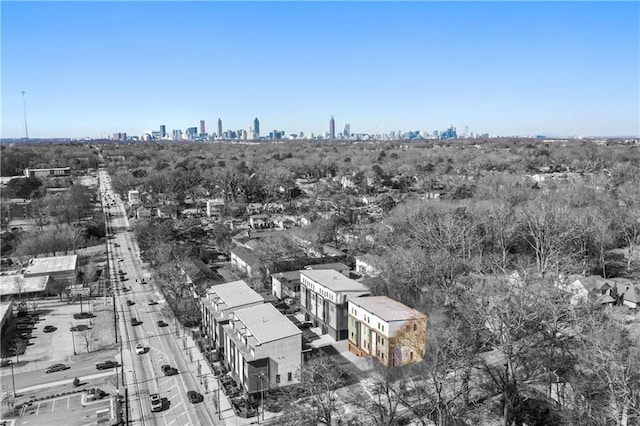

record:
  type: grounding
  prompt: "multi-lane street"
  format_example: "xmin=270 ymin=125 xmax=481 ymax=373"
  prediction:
xmin=99 ymin=170 xmax=219 ymax=426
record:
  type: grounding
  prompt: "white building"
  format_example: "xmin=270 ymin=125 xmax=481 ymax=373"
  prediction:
xmin=128 ymin=190 xmax=140 ymax=206
xmin=200 ymin=280 xmax=264 ymax=359
xmin=222 ymin=303 xmax=302 ymax=395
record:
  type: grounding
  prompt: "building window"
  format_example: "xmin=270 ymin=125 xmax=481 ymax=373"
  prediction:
xmin=413 ymin=324 xmax=417 ymax=332
xmin=288 ymin=372 xmax=292 ymax=381
xmin=276 ymin=374 xmax=281 ymax=383
xmin=410 ymin=352 xmax=414 ymax=360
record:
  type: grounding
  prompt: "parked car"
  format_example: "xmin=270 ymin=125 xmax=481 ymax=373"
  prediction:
xmin=149 ymin=393 xmax=163 ymax=412
xmin=45 ymin=363 xmax=70 ymax=373
xmin=43 ymin=325 xmax=57 ymax=333
xmin=70 ymin=324 xmax=90 ymax=332
xmin=187 ymin=391 xmax=203 ymax=403
xmin=157 ymin=320 xmax=168 ymax=327
xmin=148 ymin=300 xmax=158 ymax=305
xmin=73 ymin=312 xmax=94 ymax=320
xmin=297 ymin=321 xmax=313 ymax=330
xmin=96 ymin=360 xmax=119 ymax=370
xmin=161 ymin=365 xmax=178 ymax=376
xmin=135 ymin=343 xmax=145 ymax=354
xmin=131 ymin=318 xmax=143 ymax=326
xmin=126 ymin=300 xmax=135 ymax=306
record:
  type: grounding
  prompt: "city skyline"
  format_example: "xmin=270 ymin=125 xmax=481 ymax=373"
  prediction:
xmin=2 ymin=2 xmax=639 ymax=139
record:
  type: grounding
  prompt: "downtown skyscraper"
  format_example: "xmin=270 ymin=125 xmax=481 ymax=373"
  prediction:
xmin=329 ymin=116 xmax=335 ymax=139
xmin=253 ymin=117 xmax=260 ymax=138
xmin=217 ymin=118 xmax=222 ymax=138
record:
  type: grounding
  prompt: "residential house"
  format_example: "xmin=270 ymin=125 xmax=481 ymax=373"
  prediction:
xmin=355 ymin=254 xmax=382 ymax=278
xmin=270 ymin=271 xmax=301 ymax=300
xmin=222 ymin=303 xmax=302 ymax=396
xmin=600 ymin=278 xmax=640 ymax=309
xmin=249 ymin=215 xmax=271 ymax=230
xmin=157 ymin=205 xmax=178 ymax=219
xmin=206 ymin=199 xmax=225 ymax=222
xmin=230 ymin=246 xmax=264 ymax=278
xmin=246 ymin=203 xmax=263 ymax=215
xmin=136 ymin=206 xmax=152 ymax=219
xmin=300 ymin=269 xmax=370 ymax=340
xmin=200 ymin=280 xmax=264 ymax=360
xmin=348 ymin=296 xmax=427 ymax=367
xmin=128 ymin=190 xmax=141 ymax=206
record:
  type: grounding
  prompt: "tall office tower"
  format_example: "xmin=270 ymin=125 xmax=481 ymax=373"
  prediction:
xmin=253 ymin=117 xmax=260 ymax=137
xmin=160 ymin=125 xmax=166 ymax=138
xmin=217 ymin=118 xmax=223 ymax=139
xmin=172 ymin=129 xmax=182 ymax=140
xmin=200 ymin=120 xmax=206 ymax=134
xmin=329 ymin=116 xmax=335 ymax=139
xmin=344 ymin=123 xmax=350 ymax=138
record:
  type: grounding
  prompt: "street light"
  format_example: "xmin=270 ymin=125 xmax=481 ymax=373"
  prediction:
xmin=69 ymin=322 xmax=77 ymax=355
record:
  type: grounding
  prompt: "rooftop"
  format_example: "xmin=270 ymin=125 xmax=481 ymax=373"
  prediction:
xmin=232 ymin=303 xmax=301 ymax=345
xmin=349 ymin=296 xmax=427 ymax=322
xmin=0 ymin=275 xmax=50 ymax=296
xmin=305 ymin=262 xmax=349 ymax=272
xmin=301 ymin=270 xmax=370 ymax=293
xmin=24 ymin=255 xmax=77 ymax=275
xmin=206 ymin=280 xmax=264 ymax=309
xmin=0 ymin=301 xmax=13 ymax=321
xmin=230 ymin=246 xmax=263 ymax=267
xmin=270 ymin=271 xmax=301 ymax=282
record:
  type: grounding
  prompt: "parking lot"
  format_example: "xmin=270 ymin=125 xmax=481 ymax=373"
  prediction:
xmin=2 ymin=298 xmax=117 ymax=374
xmin=15 ymin=393 xmax=114 ymax=426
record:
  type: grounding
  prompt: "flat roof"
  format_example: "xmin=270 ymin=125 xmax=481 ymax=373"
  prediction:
xmin=206 ymin=280 xmax=264 ymax=309
xmin=233 ymin=303 xmax=301 ymax=345
xmin=0 ymin=275 xmax=50 ymax=296
xmin=270 ymin=271 xmax=301 ymax=282
xmin=301 ymin=270 xmax=370 ymax=293
xmin=349 ymin=296 xmax=427 ymax=322
xmin=24 ymin=255 xmax=77 ymax=275
xmin=305 ymin=262 xmax=349 ymax=271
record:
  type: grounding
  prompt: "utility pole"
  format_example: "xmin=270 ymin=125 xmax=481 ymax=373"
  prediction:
xmin=113 ymin=293 xmax=118 ymax=344
xmin=69 ymin=322 xmax=77 ymax=355
xmin=21 ymin=91 xmax=29 ymax=140
xmin=9 ymin=360 xmax=16 ymax=398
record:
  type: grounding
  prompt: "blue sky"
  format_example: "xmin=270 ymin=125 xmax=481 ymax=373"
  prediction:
xmin=2 ymin=1 xmax=639 ymax=138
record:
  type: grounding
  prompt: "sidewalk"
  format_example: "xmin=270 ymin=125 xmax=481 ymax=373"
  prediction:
xmin=14 ymin=371 xmax=114 ymax=394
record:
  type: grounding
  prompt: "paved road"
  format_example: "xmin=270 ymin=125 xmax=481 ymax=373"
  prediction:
xmin=99 ymin=170 xmax=219 ymax=426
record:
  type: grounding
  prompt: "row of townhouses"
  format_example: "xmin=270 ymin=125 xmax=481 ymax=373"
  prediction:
xmin=198 ymin=270 xmax=428 ymax=398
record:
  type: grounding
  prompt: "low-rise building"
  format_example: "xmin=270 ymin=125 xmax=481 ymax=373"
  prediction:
xmin=300 ymin=269 xmax=370 ymax=340
xmin=0 ymin=274 xmax=52 ymax=300
xmin=230 ymin=246 xmax=263 ymax=278
xmin=200 ymin=280 xmax=264 ymax=359
xmin=222 ymin=303 xmax=302 ymax=395
xmin=23 ymin=167 xmax=70 ymax=178
xmin=23 ymin=255 xmax=77 ymax=288
xmin=348 ymin=296 xmax=427 ymax=367
xmin=128 ymin=190 xmax=140 ymax=206
xmin=304 ymin=262 xmax=350 ymax=276
xmin=270 ymin=271 xmax=301 ymax=300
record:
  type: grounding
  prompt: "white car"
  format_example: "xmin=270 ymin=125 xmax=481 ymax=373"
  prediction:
xmin=135 ymin=343 xmax=145 ymax=354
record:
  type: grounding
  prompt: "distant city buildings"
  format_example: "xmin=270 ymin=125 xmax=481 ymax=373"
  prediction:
xmin=329 ymin=116 xmax=335 ymax=140
xmin=107 ymin=115 xmax=492 ymax=142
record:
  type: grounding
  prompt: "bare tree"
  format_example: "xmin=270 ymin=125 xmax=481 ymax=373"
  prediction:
xmin=77 ymin=327 xmax=97 ymax=353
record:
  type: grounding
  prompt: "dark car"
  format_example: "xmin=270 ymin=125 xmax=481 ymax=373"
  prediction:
xmin=164 ymin=367 xmax=178 ymax=376
xmin=297 ymin=321 xmax=313 ymax=330
xmin=131 ymin=318 xmax=143 ymax=326
xmin=187 ymin=391 xmax=203 ymax=403
xmin=70 ymin=324 xmax=90 ymax=332
xmin=73 ymin=312 xmax=94 ymax=320
xmin=157 ymin=320 xmax=168 ymax=327
xmin=148 ymin=300 xmax=158 ymax=305
xmin=45 ymin=363 xmax=70 ymax=373
xmin=43 ymin=325 xmax=57 ymax=333
xmin=126 ymin=300 xmax=135 ymax=306
xmin=96 ymin=360 xmax=119 ymax=370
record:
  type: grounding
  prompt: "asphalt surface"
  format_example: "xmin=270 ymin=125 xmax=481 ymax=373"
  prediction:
xmin=99 ymin=170 xmax=220 ymax=426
